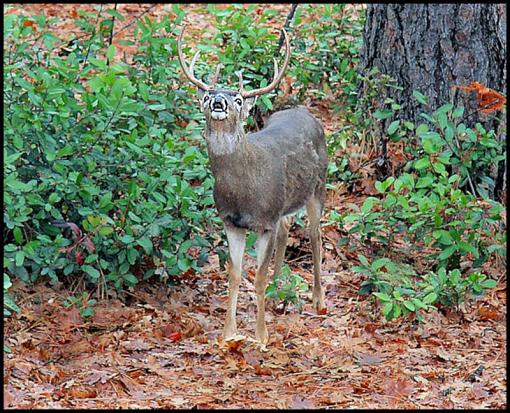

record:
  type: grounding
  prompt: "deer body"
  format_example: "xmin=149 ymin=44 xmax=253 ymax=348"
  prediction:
xmin=178 ymin=28 xmax=326 ymax=345
xmin=210 ymin=107 xmax=326 ymax=233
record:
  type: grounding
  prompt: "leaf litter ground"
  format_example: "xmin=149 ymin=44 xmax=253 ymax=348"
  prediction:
xmin=4 ymin=3 xmax=507 ymax=409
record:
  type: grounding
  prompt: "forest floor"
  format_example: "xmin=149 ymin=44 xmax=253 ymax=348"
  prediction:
xmin=3 ymin=4 xmax=507 ymax=409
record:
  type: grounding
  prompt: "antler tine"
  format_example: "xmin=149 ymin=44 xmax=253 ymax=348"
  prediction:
xmin=240 ymin=29 xmax=291 ymax=98
xmin=237 ymin=70 xmax=244 ymax=92
xmin=177 ymin=25 xmax=211 ymax=91
xmin=209 ymin=64 xmax=222 ymax=88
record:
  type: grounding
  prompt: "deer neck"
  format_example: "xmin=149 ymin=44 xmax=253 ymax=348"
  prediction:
xmin=205 ymin=119 xmax=248 ymax=157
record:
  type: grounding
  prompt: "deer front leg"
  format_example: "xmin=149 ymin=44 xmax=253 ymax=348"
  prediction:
xmin=223 ymin=225 xmax=246 ymax=340
xmin=254 ymin=229 xmax=276 ymax=344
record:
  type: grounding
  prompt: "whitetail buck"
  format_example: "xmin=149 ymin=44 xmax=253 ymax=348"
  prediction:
xmin=177 ymin=26 xmax=327 ymax=345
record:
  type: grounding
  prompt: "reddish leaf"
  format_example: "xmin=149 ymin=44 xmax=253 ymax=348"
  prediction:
xmin=318 ymin=307 xmax=328 ymax=315
xmin=52 ymin=220 xmax=82 ymax=238
xmin=169 ymin=332 xmax=182 ymax=342
xmin=75 ymin=251 xmax=84 ymax=265
xmin=254 ymin=364 xmax=272 ymax=376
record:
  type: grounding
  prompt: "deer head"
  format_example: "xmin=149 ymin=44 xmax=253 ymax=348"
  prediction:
xmin=177 ymin=26 xmax=290 ymax=129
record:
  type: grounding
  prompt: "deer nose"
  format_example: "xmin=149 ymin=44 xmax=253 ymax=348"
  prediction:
xmin=212 ymin=95 xmax=225 ymax=109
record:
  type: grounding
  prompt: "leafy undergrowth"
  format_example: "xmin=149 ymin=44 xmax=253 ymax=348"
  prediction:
xmin=4 ymin=257 xmax=506 ymax=409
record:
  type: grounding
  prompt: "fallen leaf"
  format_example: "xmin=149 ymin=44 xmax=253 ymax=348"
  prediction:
xmin=354 ymin=352 xmax=383 ymax=366
xmin=290 ymin=395 xmax=316 ymax=409
xmin=169 ymin=332 xmax=182 ymax=342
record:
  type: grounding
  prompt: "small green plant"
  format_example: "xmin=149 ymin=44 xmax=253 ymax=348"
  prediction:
xmin=265 ymin=264 xmax=309 ymax=312
xmin=354 ymin=255 xmax=497 ymax=321
xmin=62 ymin=292 xmax=97 ymax=318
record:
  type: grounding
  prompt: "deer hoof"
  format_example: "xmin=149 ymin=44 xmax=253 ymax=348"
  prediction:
xmin=312 ymin=289 xmax=326 ymax=313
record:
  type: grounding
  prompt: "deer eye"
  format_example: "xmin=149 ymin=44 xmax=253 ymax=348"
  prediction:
xmin=235 ymin=98 xmax=242 ymax=106
xmin=203 ymin=95 xmax=210 ymax=102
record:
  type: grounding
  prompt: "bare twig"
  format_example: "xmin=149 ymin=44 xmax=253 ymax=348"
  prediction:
xmin=111 ymin=4 xmax=158 ymax=38
xmin=108 ymin=4 xmax=117 ymax=47
xmin=75 ymin=4 xmax=104 ymax=83
xmin=276 ymin=3 xmax=298 ymax=55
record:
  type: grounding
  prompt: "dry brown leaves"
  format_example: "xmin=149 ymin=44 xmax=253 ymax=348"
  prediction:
xmin=4 ymin=258 xmax=507 ymax=409
xmin=454 ymin=82 xmax=506 ymax=114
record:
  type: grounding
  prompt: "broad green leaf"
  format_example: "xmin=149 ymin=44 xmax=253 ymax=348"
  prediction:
xmin=438 ymin=245 xmax=457 ymax=260
xmin=422 ymin=292 xmax=438 ymax=304
xmin=387 ymin=120 xmax=400 ymax=135
xmin=373 ymin=292 xmax=392 ymax=302
xmin=413 ymin=90 xmax=429 ymax=105
xmin=82 ymin=265 xmax=100 ymax=279
xmin=136 ymin=237 xmax=153 ymax=254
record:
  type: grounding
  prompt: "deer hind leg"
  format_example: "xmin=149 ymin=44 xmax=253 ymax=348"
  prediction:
xmin=306 ymin=196 xmax=326 ymax=312
xmin=223 ymin=225 xmax=247 ymax=340
xmin=273 ymin=216 xmax=291 ymax=279
xmin=254 ymin=229 xmax=276 ymax=344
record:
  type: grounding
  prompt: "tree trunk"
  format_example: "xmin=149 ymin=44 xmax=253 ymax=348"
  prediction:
xmin=359 ymin=4 xmax=506 ymax=200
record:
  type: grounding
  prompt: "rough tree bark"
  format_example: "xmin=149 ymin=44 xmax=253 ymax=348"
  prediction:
xmin=358 ymin=4 xmax=506 ymax=200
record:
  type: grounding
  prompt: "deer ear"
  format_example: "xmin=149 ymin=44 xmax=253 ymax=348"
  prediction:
xmin=197 ymin=88 xmax=206 ymax=100
xmin=243 ymin=96 xmax=257 ymax=117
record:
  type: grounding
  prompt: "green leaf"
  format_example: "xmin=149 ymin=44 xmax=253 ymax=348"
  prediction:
xmin=106 ymin=8 xmax=125 ymax=21
xmin=136 ymin=237 xmax=153 ymax=254
xmin=123 ymin=273 xmax=139 ymax=285
xmin=15 ymin=250 xmax=25 ymax=267
xmin=56 ymin=146 xmax=75 ymax=158
xmin=411 ymin=298 xmax=427 ymax=309
xmin=387 ymin=120 xmax=400 ymax=135
xmin=260 ymin=95 xmax=273 ymax=110
xmin=382 ymin=302 xmax=393 ymax=318
xmin=373 ymin=109 xmax=393 ymax=120
xmin=373 ymin=292 xmax=392 ymax=302
xmin=361 ymin=197 xmax=378 ymax=213
xmin=82 ymin=265 xmax=100 ymax=279
xmin=374 ymin=181 xmax=384 ymax=193
xmin=414 ymin=157 xmax=431 ymax=170
xmin=422 ymin=292 xmax=438 ymax=304
xmin=403 ymin=300 xmax=416 ymax=311
xmin=357 ymin=254 xmax=369 ymax=267
xmin=99 ymin=192 xmax=113 ymax=209
xmin=438 ymin=245 xmax=457 ymax=260
xmin=13 ymin=227 xmax=24 ymax=244
xmin=106 ymin=45 xmax=115 ymax=61
xmin=480 ymin=279 xmax=497 ymax=289
xmin=80 ymin=307 xmax=95 ymax=318
xmin=413 ymin=90 xmax=429 ymax=105
xmin=120 ymin=235 xmax=134 ymax=244
xmin=4 ymin=274 xmax=12 ymax=290
xmin=99 ymin=226 xmax=114 ymax=236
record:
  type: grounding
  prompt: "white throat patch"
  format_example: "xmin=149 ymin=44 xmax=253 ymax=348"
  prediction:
xmin=211 ymin=111 xmax=228 ymax=121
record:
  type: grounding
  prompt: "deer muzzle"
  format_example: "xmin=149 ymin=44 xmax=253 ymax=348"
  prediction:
xmin=210 ymin=94 xmax=228 ymax=120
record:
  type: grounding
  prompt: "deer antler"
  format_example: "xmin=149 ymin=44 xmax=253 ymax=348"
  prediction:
xmin=239 ymin=29 xmax=291 ymax=98
xmin=177 ymin=25 xmax=212 ymax=91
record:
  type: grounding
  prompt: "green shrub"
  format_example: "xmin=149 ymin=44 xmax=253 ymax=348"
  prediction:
xmin=3 ymin=8 xmax=220 ymax=292
xmin=331 ymin=94 xmax=505 ymax=321
xmin=355 ymin=255 xmax=498 ymax=321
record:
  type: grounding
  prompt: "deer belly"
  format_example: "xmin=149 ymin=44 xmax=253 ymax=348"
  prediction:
xmin=213 ymin=187 xmax=281 ymax=232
